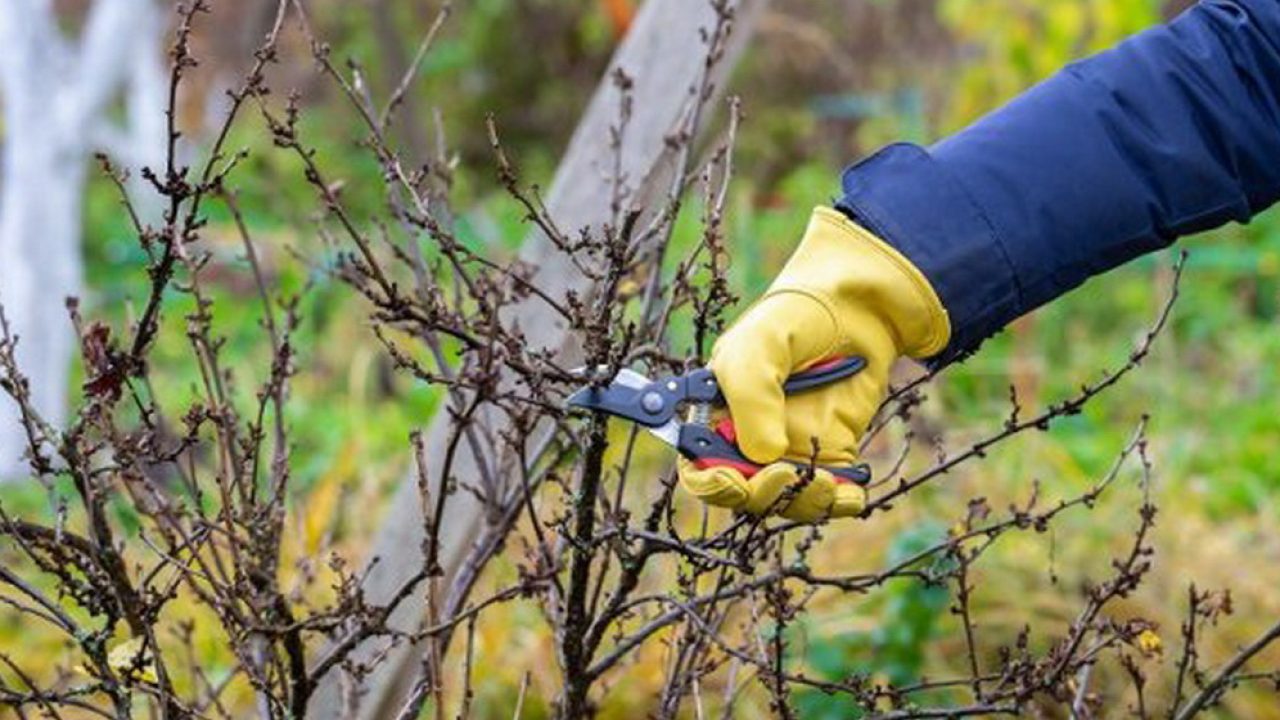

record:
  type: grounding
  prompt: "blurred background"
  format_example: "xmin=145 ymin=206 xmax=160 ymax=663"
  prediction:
xmin=3 ymin=0 xmax=1280 ymax=717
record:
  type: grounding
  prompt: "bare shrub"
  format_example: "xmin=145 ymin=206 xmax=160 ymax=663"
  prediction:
xmin=1 ymin=2 xmax=1277 ymax=719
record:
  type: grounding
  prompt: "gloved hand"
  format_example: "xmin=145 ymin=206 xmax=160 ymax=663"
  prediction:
xmin=678 ymin=207 xmax=950 ymax=521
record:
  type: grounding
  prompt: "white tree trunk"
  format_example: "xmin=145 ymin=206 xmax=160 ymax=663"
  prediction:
xmin=0 ymin=0 xmax=165 ymax=478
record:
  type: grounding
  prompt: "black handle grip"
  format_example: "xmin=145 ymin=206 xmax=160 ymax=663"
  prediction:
xmin=781 ymin=356 xmax=867 ymax=394
xmin=645 ymin=356 xmax=867 ymax=415
xmin=677 ymin=424 xmax=870 ymax=486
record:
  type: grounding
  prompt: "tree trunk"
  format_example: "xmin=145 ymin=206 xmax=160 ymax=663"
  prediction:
xmin=0 ymin=0 xmax=165 ymax=478
xmin=0 ymin=133 xmax=86 ymax=478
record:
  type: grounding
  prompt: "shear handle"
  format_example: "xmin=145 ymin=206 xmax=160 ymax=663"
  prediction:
xmin=677 ymin=424 xmax=871 ymax=486
xmin=781 ymin=356 xmax=867 ymax=394
xmin=682 ymin=355 xmax=867 ymax=405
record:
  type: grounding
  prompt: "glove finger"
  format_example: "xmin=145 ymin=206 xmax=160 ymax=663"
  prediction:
xmin=709 ymin=342 xmax=789 ymax=464
xmin=829 ymin=481 xmax=865 ymax=518
xmin=711 ymin=294 xmax=838 ymax=463
xmin=740 ymin=463 xmax=798 ymax=516
xmin=749 ymin=463 xmax=865 ymax=522
xmin=676 ymin=457 xmax=749 ymax=511
xmin=779 ymin=375 xmax=874 ymax=466
xmin=742 ymin=463 xmax=838 ymax=520
xmin=682 ymin=458 xmax=865 ymax=521
xmin=779 ymin=472 xmax=865 ymax=521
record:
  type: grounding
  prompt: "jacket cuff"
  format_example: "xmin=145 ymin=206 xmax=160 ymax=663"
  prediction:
xmin=834 ymin=143 xmax=1021 ymax=367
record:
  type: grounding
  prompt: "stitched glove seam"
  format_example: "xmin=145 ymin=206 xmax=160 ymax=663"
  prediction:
xmin=812 ymin=207 xmax=951 ymax=357
xmin=757 ymin=288 xmax=843 ymax=361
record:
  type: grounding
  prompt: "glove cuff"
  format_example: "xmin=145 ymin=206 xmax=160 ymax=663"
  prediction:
xmin=772 ymin=207 xmax=951 ymax=359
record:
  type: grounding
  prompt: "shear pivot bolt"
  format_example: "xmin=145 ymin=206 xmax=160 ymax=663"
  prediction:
xmin=641 ymin=391 xmax=665 ymax=414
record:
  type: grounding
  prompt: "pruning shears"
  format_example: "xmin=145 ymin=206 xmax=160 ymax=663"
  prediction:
xmin=566 ymin=357 xmax=872 ymax=485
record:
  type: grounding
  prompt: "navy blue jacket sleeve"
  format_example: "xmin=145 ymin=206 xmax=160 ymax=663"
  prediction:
xmin=835 ymin=0 xmax=1280 ymax=366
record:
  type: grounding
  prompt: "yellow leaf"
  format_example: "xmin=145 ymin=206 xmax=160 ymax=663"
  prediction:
xmin=1137 ymin=629 xmax=1162 ymax=657
xmin=301 ymin=441 xmax=358 ymax=554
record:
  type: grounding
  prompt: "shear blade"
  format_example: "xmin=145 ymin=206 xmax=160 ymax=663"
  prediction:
xmin=565 ymin=366 xmax=665 ymax=425
xmin=644 ymin=420 xmax=681 ymax=449
xmin=567 ymin=366 xmax=652 ymax=391
xmin=566 ymin=366 xmax=687 ymax=449
xmin=612 ymin=368 xmax=652 ymax=390
xmin=566 ymin=367 xmax=653 ymax=407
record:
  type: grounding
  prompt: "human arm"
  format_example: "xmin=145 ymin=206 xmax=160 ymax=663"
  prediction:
xmin=838 ymin=0 xmax=1280 ymax=365
xmin=683 ymin=0 xmax=1280 ymax=520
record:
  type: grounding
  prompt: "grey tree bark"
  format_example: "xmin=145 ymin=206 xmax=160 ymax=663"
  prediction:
xmin=307 ymin=0 xmax=770 ymax=716
xmin=0 ymin=0 xmax=165 ymax=479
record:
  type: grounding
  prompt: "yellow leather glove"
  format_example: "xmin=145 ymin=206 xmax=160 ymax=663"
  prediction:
xmin=679 ymin=207 xmax=950 ymax=521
